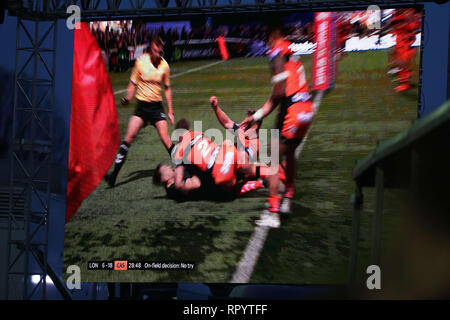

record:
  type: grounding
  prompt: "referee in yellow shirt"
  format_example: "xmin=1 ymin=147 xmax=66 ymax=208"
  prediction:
xmin=105 ymin=35 xmax=174 ymax=187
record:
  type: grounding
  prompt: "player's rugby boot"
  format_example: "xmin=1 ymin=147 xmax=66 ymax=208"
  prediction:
xmin=280 ymin=184 xmax=294 ymax=214
xmin=105 ymin=142 xmax=129 ymax=188
xmin=280 ymin=199 xmax=291 ymax=215
xmin=278 ymin=164 xmax=287 ymax=184
xmin=256 ymin=211 xmax=281 ymax=228
xmin=267 ymin=195 xmax=281 ymax=213
xmin=387 ymin=67 xmax=401 ymax=75
xmin=104 ymin=172 xmax=117 ymax=188
xmin=257 ymin=195 xmax=281 ymax=228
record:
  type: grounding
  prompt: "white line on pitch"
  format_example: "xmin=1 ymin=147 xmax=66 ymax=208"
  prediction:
xmin=231 ymin=225 xmax=269 ymax=283
xmin=113 ymin=60 xmax=225 ymax=96
xmin=171 ymin=60 xmax=225 ymax=79
xmin=231 ymin=90 xmax=325 ymax=283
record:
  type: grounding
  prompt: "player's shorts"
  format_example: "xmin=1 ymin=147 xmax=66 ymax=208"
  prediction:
xmin=277 ymin=93 xmax=314 ymax=144
xmin=210 ymin=140 xmax=237 ymax=192
xmin=134 ymin=99 xmax=166 ymax=126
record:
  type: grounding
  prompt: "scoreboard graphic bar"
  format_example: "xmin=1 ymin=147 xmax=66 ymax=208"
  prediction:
xmin=87 ymin=261 xmax=196 ymax=270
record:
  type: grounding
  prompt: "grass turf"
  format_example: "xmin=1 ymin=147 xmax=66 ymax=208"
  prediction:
xmin=63 ymin=50 xmax=420 ymax=283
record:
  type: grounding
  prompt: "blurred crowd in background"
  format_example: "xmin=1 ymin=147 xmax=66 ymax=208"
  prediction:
xmin=90 ymin=9 xmax=421 ymax=73
xmin=90 ymin=17 xmax=317 ymax=71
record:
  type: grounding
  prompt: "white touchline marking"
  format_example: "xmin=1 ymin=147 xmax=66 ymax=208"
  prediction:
xmin=171 ymin=60 xmax=225 ymax=78
xmin=231 ymin=225 xmax=269 ymax=283
xmin=114 ymin=88 xmax=128 ymax=95
xmin=113 ymin=60 xmax=225 ymax=96
xmin=231 ymin=90 xmax=325 ymax=283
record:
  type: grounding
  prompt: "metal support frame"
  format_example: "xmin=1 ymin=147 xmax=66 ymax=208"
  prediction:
xmin=371 ymin=166 xmax=384 ymax=266
xmin=7 ymin=0 xmax=425 ymax=20
xmin=348 ymin=184 xmax=363 ymax=285
xmin=348 ymin=166 xmax=384 ymax=286
xmin=5 ymin=11 xmax=57 ymax=299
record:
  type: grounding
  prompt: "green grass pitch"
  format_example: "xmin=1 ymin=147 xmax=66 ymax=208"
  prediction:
xmin=63 ymin=50 xmax=420 ymax=283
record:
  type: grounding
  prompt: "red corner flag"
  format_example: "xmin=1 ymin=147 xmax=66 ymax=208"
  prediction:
xmin=66 ymin=23 xmax=120 ymax=221
xmin=217 ymin=36 xmax=229 ymax=60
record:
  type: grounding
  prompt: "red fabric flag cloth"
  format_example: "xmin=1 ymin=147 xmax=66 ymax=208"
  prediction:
xmin=66 ymin=22 xmax=120 ymax=221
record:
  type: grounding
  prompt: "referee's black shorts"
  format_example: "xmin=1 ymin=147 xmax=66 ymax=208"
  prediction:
xmin=133 ymin=100 xmax=167 ymax=126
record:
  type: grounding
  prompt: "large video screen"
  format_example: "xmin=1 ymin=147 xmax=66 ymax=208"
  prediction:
xmin=64 ymin=8 xmax=423 ymax=283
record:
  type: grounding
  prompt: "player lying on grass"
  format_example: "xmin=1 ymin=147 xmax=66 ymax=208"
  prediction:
xmin=153 ymin=163 xmax=265 ymax=201
xmin=153 ymin=119 xmax=285 ymax=200
xmin=240 ymin=21 xmax=315 ymax=228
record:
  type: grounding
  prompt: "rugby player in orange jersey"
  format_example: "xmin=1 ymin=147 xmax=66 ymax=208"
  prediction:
xmin=153 ymin=119 xmax=284 ymax=200
xmin=240 ymin=22 xmax=314 ymax=228
xmin=389 ymin=9 xmax=421 ymax=92
xmin=336 ymin=14 xmax=352 ymax=60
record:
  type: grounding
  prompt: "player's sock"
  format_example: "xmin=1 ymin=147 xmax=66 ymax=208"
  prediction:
xmin=267 ymin=195 xmax=281 ymax=213
xmin=105 ymin=141 xmax=129 ymax=187
xmin=396 ymin=69 xmax=412 ymax=92
xmin=280 ymin=183 xmax=294 ymax=215
xmin=239 ymin=180 xmax=264 ymax=196
xmin=284 ymin=183 xmax=295 ymax=199
xmin=256 ymin=210 xmax=281 ymax=228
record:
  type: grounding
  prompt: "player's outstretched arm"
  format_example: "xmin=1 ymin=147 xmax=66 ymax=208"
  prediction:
xmin=239 ymin=98 xmax=275 ymax=130
xmin=210 ymin=96 xmax=235 ymax=130
xmin=121 ymin=81 xmax=136 ymax=105
xmin=240 ymin=53 xmax=285 ymax=129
